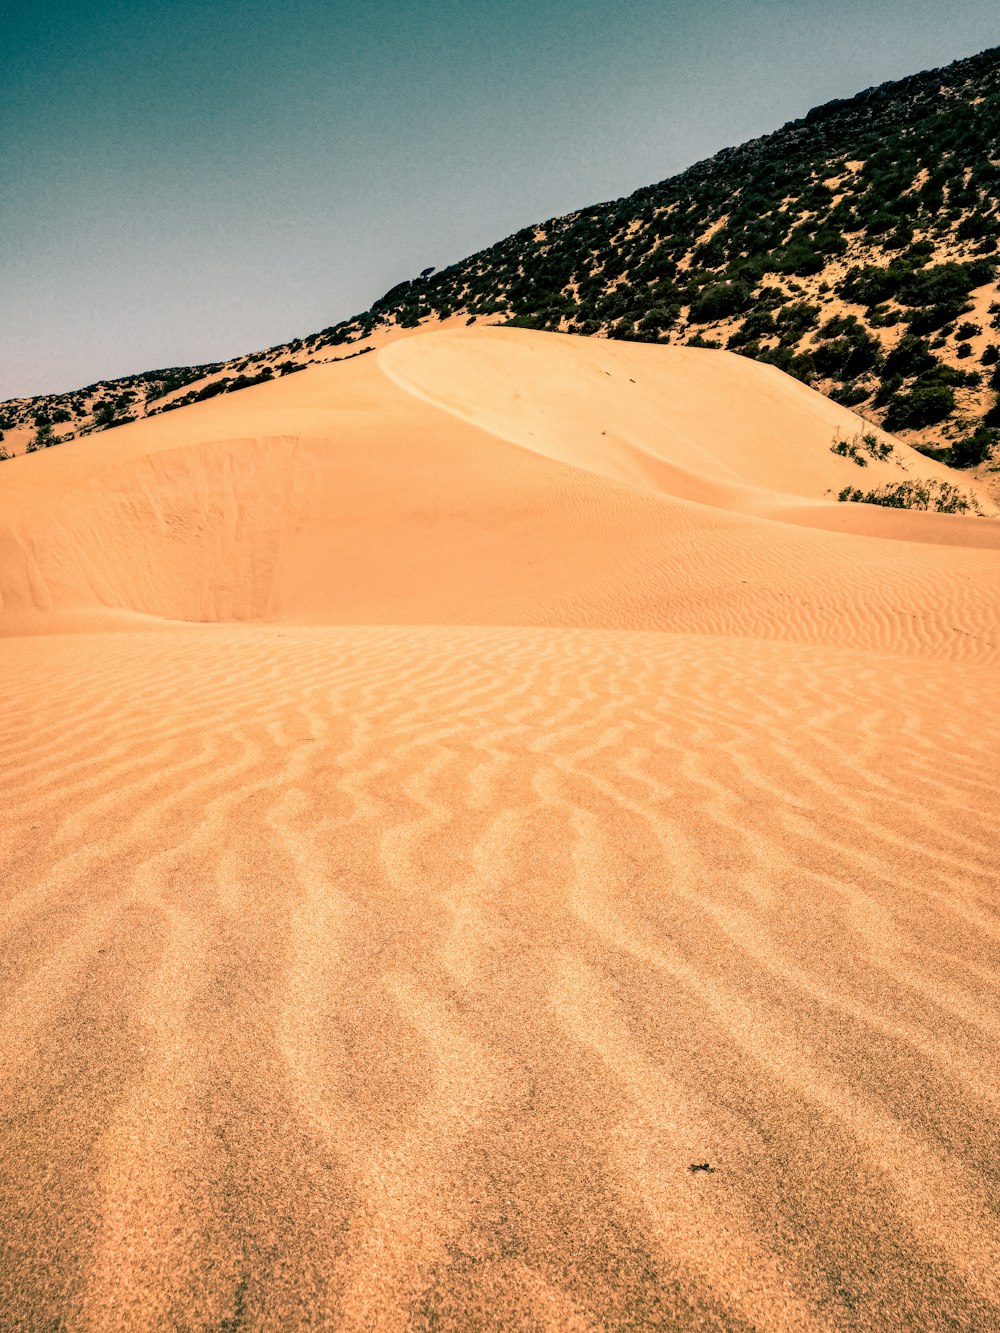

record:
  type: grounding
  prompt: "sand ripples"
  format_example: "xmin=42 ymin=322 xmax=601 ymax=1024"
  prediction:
xmin=1 ymin=624 xmax=998 ymax=1329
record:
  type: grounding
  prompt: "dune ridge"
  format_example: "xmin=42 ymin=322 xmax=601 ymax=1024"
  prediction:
xmin=2 ymin=327 xmax=998 ymax=1329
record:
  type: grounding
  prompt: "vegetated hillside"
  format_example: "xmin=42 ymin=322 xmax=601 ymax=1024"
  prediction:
xmin=6 ymin=44 xmax=1000 ymax=482
xmin=0 ymin=362 xmax=222 ymax=459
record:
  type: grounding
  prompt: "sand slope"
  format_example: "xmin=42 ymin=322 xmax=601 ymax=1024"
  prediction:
xmin=1 ymin=326 xmax=998 ymax=645
xmin=2 ymin=327 xmax=999 ymax=1330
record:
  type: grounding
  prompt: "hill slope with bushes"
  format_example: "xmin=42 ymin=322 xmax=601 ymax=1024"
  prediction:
xmin=5 ymin=44 xmax=1000 ymax=482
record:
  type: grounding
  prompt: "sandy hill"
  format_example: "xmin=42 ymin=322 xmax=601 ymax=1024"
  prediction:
xmin=2 ymin=326 xmax=1000 ymax=1328
xmin=6 ymin=45 xmax=1000 ymax=496
xmin=0 ymin=327 xmax=996 ymax=638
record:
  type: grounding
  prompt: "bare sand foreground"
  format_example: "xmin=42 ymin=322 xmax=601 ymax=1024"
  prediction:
xmin=1 ymin=326 xmax=999 ymax=1330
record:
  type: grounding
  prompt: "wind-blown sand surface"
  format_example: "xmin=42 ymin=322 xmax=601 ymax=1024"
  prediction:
xmin=2 ymin=327 xmax=999 ymax=1330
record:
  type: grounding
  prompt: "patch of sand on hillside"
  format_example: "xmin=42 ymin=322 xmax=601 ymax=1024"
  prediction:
xmin=1 ymin=327 xmax=998 ymax=1330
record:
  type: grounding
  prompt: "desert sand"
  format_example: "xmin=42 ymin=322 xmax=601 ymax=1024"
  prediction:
xmin=2 ymin=326 xmax=999 ymax=1330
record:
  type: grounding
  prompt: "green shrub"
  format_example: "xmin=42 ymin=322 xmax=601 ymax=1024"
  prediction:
xmin=948 ymin=427 xmax=996 ymax=469
xmin=831 ymin=430 xmax=895 ymax=465
xmin=898 ymin=261 xmax=987 ymax=307
xmin=884 ymin=382 xmax=956 ymax=429
xmin=26 ymin=422 xmax=57 ymax=452
xmin=906 ymin=302 xmax=971 ymax=335
xmin=839 ymin=262 xmax=906 ymax=307
xmin=923 ymin=362 xmax=979 ymax=388
xmin=813 ymin=321 xmax=882 ymax=379
xmin=92 ymin=401 xmax=117 ymax=429
xmin=728 ymin=309 xmax=776 ymax=346
xmin=830 ymin=383 xmax=871 ymax=407
xmin=756 ymin=343 xmax=815 ymax=383
xmin=883 ymin=336 xmax=937 ymax=378
xmin=838 ymin=479 xmax=980 ymax=513
xmin=688 ymin=281 xmax=752 ymax=323
xmin=638 ymin=304 xmax=679 ymax=334
xmin=775 ymin=302 xmax=820 ymax=342
xmin=956 ymin=213 xmax=992 ymax=240
xmin=883 ymin=227 xmax=914 ymax=251
xmin=194 ymin=379 xmax=229 ymax=402
xmin=831 ymin=439 xmax=868 ymax=466
xmin=771 ymin=242 xmax=825 ymax=276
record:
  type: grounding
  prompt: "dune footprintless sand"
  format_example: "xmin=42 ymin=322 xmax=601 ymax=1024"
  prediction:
xmin=2 ymin=326 xmax=999 ymax=1329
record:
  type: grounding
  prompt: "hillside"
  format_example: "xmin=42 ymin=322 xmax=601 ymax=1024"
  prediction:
xmin=5 ymin=44 xmax=1000 ymax=497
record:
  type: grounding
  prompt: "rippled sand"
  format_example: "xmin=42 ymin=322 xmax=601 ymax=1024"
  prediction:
xmin=2 ymin=328 xmax=999 ymax=1329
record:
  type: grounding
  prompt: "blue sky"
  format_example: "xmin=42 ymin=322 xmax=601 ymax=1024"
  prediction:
xmin=3 ymin=1 xmax=999 ymax=396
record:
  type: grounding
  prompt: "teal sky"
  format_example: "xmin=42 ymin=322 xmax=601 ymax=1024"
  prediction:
xmin=3 ymin=1 xmax=999 ymax=397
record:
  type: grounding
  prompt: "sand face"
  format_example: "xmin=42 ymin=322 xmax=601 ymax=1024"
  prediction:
xmin=1 ymin=327 xmax=999 ymax=1330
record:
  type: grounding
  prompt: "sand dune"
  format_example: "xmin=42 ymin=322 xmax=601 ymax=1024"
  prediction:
xmin=2 ymin=327 xmax=999 ymax=1329
xmin=1 ymin=326 xmax=998 ymax=643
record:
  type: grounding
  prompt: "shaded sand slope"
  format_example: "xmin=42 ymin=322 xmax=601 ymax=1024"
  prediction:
xmin=2 ymin=327 xmax=999 ymax=1329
